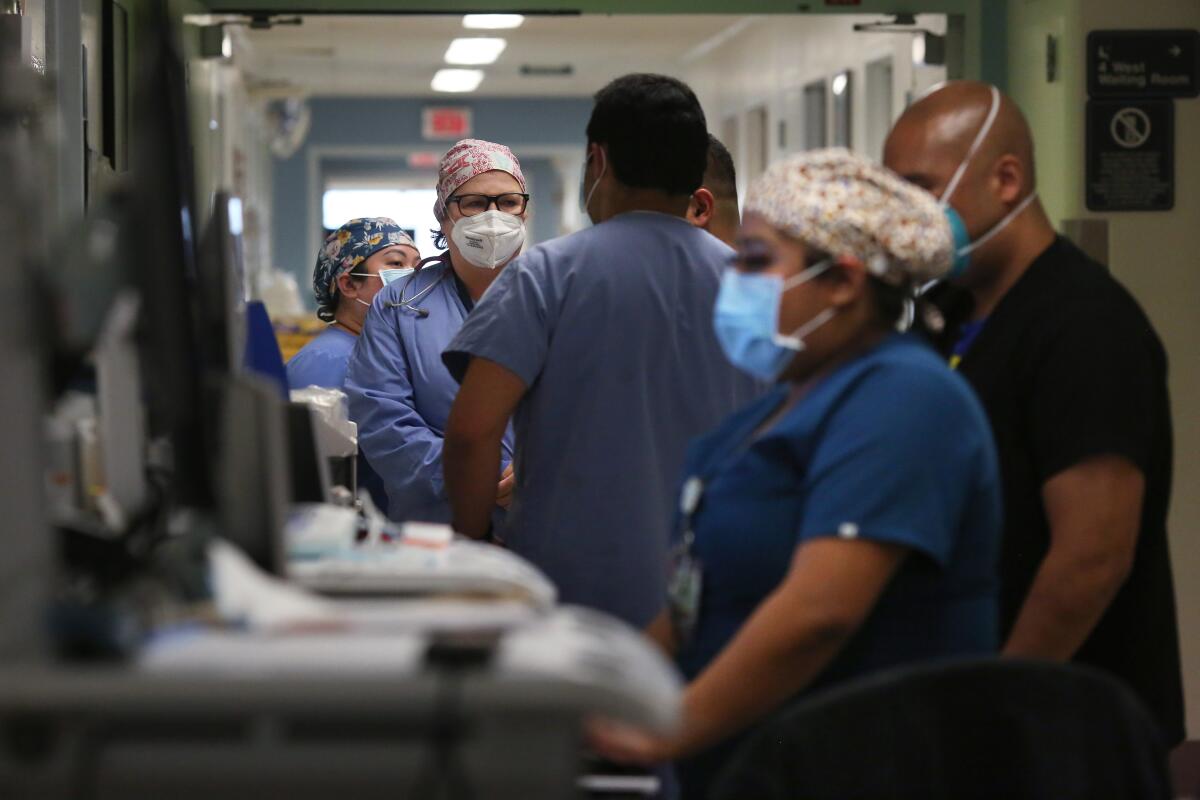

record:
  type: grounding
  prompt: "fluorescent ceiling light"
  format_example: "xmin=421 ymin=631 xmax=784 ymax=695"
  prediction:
xmin=462 ymin=14 xmax=524 ymax=30
xmin=831 ymin=73 xmax=849 ymax=96
xmin=431 ymin=69 xmax=485 ymax=93
xmin=445 ymin=37 xmax=507 ymax=65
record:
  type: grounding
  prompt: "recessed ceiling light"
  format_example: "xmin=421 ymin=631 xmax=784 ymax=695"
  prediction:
xmin=462 ymin=14 xmax=524 ymax=30
xmin=444 ymin=37 xmax=507 ymax=66
xmin=431 ymin=69 xmax=485 ymax=93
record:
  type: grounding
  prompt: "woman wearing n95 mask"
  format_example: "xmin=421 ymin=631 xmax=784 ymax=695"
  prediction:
xmin=344 ymin=139 xmax=524 ymax=525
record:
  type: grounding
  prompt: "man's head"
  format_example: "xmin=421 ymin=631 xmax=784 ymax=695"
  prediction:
xmin=884 ymin=81 xmax=1046 ymax=288
xmin=687 ymin=134 xmax=740 ymax=247
xmin=582 ymin=73 xmax=708 ymax=223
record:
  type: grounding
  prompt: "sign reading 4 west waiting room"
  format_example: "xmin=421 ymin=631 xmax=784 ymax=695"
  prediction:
xmin=1088 ymin=30 xmax=1200 ymax=98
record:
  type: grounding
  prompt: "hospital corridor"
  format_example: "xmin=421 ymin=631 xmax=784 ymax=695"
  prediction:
xmin=1 ymin=0 xmax=1200 ymax=797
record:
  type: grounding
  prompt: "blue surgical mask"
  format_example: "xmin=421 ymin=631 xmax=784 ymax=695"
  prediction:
xmin=939 ymin=85 xmax=1038 ymax=278
xmin=713 ymin=261 xmax=836 ymax=381
xmin=379 ymin=267 xmax=415 ymax=285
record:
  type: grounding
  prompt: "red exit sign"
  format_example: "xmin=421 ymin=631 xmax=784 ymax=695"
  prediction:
xmin=423 ymin=107 xmax=473 ymax=141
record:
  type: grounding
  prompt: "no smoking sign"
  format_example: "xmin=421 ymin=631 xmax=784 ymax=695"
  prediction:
xmin=1087 ymin=99 xmax=1173 ymax=211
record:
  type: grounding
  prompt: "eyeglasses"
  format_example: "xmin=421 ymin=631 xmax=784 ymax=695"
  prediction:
xmin=446 ymin=192 xmax=529 ymax=217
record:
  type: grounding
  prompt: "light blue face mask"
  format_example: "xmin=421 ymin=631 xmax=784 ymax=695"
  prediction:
xmin=939 ymin=85 xmax=1038 ymax=279
xmin=349 ymin=267 xmax=415 ymax=286
xmin=379 ymin=267 xmax=415 ymax=285
xmin=713 ymin=261 xmax=837 ymax=381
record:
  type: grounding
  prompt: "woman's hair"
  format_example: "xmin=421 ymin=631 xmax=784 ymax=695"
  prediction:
xmin=430 ymin=228 xmax=448 ymax=251
xmin=316 ymin=271 xmax=368 ymax=323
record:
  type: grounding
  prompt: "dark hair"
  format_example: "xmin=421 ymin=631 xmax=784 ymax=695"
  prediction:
xmin=585 ymin=73 xmax=708 ymax=196
xmin=704 ymin=134 xmax=738 ymax=202
xmin=316 ymin=271 xmax=368 ymax=323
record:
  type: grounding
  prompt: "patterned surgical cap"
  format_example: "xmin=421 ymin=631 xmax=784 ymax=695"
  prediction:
xmin=744 ymin=149 xmax=954 ymax=286
xmin=434 ymin=139 xmax=526 ymax=222
xmin=312 ymin=217 xmax=417 ymax=312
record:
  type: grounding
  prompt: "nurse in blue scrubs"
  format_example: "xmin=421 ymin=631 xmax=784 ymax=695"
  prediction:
xmin=591 ymin=150 xmax=1004 ymax=798
xmin=344 ymin=140 xmax=523 ymax=523
xmin=286 ymin=218 xmax=420 ymax=391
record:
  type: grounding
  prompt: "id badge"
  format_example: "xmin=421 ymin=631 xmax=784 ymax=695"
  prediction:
xmin=667 ymin=541 xmax=703 ymax=646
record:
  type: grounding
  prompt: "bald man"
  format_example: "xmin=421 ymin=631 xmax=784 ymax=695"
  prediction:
xmin=686 ymin=134 xmax=739 ymax=247
xmin=886 ymin=81 xmax=1183 ymax=745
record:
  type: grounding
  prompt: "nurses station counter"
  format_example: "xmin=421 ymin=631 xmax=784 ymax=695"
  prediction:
xmin=0 ymin=608 xmax=679 ymax=799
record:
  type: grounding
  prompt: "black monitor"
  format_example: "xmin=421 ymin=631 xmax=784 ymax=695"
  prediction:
xmin=124 ymin=3 xmax=212 ymax=511
xmin=196 ymin=192 xmax=249 ymax=376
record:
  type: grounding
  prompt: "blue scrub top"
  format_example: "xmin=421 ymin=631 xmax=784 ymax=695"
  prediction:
xmin=443 ymin=211 xmax=763 ymax=627
xmin=285 ymin=324 xmax=391 ymax=515
xmin=345 ymin=262 xmax=514 ymax=523
xmin=673 ymin=333 xmax=1002 ymax=794
xmin=286 ymin=326 xmax=357 ymax=391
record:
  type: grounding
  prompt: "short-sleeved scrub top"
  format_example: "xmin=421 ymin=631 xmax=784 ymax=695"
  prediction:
xmin=674 ymin=333 xmax=1003 ymax=793
xmin=443 ymin=211 xmax=763 ymax=627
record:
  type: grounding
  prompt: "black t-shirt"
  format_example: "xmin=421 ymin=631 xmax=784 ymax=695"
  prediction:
xmin=925 ymin=236 xmax=1184 ymax=746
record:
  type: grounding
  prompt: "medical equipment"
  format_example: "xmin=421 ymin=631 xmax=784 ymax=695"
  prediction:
xmin=385 ymin=254 xmax=451 ymax=317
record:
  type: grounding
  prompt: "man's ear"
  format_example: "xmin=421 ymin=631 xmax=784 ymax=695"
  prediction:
xmin=993 ymin=154 xmax=1025 ymax=204
xmin=688 ymin=187 xmax=716 ymax=229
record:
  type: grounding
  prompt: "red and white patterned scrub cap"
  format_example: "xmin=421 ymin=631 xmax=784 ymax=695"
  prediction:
xmin=434 ymin=139 xmax=527 ymax=223
xmin=744 ymin=148 xmax=955 ymax=286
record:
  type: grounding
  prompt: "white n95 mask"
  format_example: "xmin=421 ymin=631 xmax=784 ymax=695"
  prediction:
xmin=451 ymin=210 xmax=526 ymax=270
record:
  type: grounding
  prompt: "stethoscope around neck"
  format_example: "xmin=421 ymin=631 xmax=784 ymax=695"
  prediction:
xmin=384 ymin=252 xmax=451 ymax=318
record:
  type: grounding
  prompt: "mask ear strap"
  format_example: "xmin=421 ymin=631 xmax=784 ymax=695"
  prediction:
xmin=781 ymin=258 xmax=834 ymax=291
xmin=939 ymin=85 xmax=1002 ymax=205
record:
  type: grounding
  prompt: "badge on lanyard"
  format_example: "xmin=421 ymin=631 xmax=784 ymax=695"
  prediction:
xmin=668 ymin=477 xmax=705 ymax=645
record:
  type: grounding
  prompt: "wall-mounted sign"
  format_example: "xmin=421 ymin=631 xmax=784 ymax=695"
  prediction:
xmin=1087 ymin=29 xmax=1200 ymax=98
xmin=1086 ymin=99 xmax=1174 ymax=212
xmin=422 ymin=107 xmax=473 ymax=141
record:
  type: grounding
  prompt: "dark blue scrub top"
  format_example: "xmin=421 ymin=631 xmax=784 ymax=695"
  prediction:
xmin=672 ymin=333 xmax=1002 ymax=797
xmin=676 ymin=332 xmax=1002 ymax=687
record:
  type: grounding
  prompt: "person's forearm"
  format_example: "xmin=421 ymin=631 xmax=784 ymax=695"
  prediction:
xmin=643 ymin=610 xmax=677 ymax=657
xmin=676 ymin=591 xmax=854 ymax=757
xmin=444 ymin=431 xmax=503 ymax=539
xmin=1003 ymin=547 xmax=1130 ymax=660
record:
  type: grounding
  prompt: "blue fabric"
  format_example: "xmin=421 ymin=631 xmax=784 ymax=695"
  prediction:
xmin=443 ymin=211 xmax=764 ymax=627
xmin=243 ymin=300 xmax=289 ymax=399
xmin=672 ymin=333 xmax=1002 ymax=795
xmin=676 ymin=333 xmax=1001 ymax=685
xmin=951 ymin=318 xmax=987 ymax=362
xmin=345 ymin=262 xmax=514 ymax=523
xmin=286 ymin=326 xmax=358 ymax=391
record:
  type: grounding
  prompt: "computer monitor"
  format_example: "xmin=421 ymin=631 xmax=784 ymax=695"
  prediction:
xmin=124 ymin=3 xmax=212 ymax=511
xmin=195 ymin=192 xmax=249 ymax=375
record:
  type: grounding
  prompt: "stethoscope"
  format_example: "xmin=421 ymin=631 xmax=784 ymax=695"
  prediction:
xmin=384 ymin=253 xmax=450 ymax=318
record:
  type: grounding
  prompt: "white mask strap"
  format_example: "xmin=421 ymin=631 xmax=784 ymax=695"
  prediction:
xmin=939 ymin=85 xmax=1001 ymax=205
xmin=960 ymin=191 xmax=1038 ymax=256
xmin=355 ymin=297 xmax=371 ymax=308
xmin=781 ymin=258 xmax=833 ymax=292
xmin=777 ymin=308 xmax=837 ymax=351
xmin=584 ymin=148 xmax=606 ymax=213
